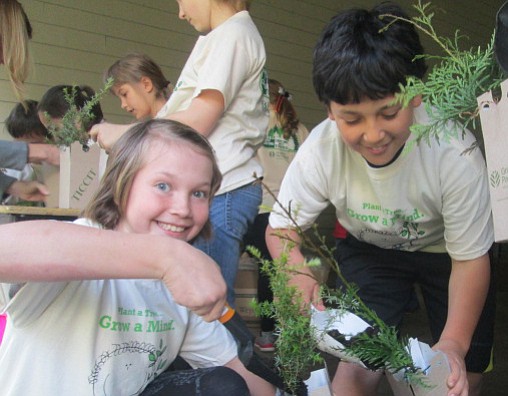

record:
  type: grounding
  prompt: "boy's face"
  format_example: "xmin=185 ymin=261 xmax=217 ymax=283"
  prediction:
xmin=327 ymin=95 xmax=422 ymax=166
xmin=176 ymin=0 xmax=212 ymax=33
xmin=116 ymin=141 xmax=212 ymax=242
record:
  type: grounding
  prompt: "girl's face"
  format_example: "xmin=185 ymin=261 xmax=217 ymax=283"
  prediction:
xmin=327 ymin=95 xmax=422 ymax=166
xmin=116 ymin=141 xmax=213 ymax=242
xmin=113 ymin=79 xmax=155 ymax=120
xmin=176 ymin=0 xmax=212 ymax=33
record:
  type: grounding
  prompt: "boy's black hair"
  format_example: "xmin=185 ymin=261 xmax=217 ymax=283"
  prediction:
xmin=312 ymin=2 xmax=428 ymax=105
xmin=5 ymin=99 xmax=49 ymax=139
xmin=38 ymin=85 xmax=104 ymax=132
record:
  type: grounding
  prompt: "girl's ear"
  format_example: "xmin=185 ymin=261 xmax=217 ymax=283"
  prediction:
xmin=140 ymin=76 xmax=154 ymax=93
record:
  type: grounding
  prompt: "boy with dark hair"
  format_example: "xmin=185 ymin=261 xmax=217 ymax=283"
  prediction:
xmin=266 ymin=3 xmax=495 ymax=396
xmin=5 ymin=100 xmax=49 ymax=142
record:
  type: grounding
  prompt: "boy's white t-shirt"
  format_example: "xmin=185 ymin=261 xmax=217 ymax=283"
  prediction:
xmin=0 ymin=219 xmax=237 ymax=395
xmin=158 ymin=11 xmax=269 ymax=195
xmin=269 ymin=105 xmax=494 ymax=261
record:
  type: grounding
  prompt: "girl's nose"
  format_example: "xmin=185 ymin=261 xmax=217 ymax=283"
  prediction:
xmin=170 ymin=195 xmax=191 ymax=217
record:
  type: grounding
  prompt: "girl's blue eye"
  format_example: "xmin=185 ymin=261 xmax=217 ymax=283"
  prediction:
xmin=193 ymin=191 xmax=208 ymax=199
xmin=156 ymin=183 xmax=170 ymax=192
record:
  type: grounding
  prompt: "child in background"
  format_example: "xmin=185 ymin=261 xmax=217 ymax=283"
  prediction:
xmin=266 ymin=4 xmax=495 ymax=396
xmin=243 ymin=79 xmax=308 ymax=352
xmin=0 ymin=119 xmax=275 ymax=396
xmin=105 ymin=53 xmax=173 ymax=120
xmin=0 ymin=0 xmax=60 ymax=201
xmin=91 ymin=0 xmax=269 ymax=306
xmin=37 ymin=84 xmax=104 ymax=133
xmin=2 ymin=100 xmax=50 ymax=205
xmin=5 ymin=99 xmax=50 ymax=144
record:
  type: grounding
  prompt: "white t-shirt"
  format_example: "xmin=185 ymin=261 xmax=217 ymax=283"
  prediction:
xmin=158 ymin=11 xmax=269 ymax=195
xmin=257 ymin=110 xmax=308 ymax=212
xmin=269 ymin=105 xmax=494 ymax=261
xmin=0 ymin=219 xmax=237 ymax=395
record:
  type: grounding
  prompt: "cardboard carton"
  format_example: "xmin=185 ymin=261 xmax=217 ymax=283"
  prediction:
xmin=477 ymin=79 xmax=508 ymax=242
xmin=42 ymin=141 xmax=107 ymax=209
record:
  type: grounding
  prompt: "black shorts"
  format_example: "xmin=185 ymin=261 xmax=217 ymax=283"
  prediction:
xmin=333 ymin=235 xmax=496 ymax=373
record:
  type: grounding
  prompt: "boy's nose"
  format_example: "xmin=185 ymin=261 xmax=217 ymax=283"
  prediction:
xmin=178 ymin=8 xmax=185 ymax=20
xmin=363 ymin=120 xmax=385 ymax=144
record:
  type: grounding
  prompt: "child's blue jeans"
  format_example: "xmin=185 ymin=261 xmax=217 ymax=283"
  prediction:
xmin=193 ymin=182 xmax=262 ymax=306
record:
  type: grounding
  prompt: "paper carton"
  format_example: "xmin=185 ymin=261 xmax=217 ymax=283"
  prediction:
xmin=42 ymin=141 xmax=108 ymax=209
xmin=477 ymin=79 xmax=508 ymax=242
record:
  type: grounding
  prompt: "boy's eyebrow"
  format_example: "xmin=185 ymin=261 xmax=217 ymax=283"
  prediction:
xmin=338 ymin=103 xmax=402 ymax=114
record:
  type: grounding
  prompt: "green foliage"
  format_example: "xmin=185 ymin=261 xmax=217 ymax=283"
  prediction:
xmin=381 ymin=1 xmax=504 ymax=149
xmin=248 ymin=244 xmax=323 ymax=395
xmin=248 ymin=178 xmax=430 ymax=392
xmin=45 ymin=78 xmax=114 ymax=148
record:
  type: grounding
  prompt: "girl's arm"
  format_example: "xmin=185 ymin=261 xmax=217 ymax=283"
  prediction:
xmin=167 ymin=89 xmax=224 ymax=137
xmin=224 ymin=357 xmax=276 ymax=396
xmin=89 ymin=122 xmax=132 ymax=152
xmin=0 ymin=220 xmax=227 ymax=321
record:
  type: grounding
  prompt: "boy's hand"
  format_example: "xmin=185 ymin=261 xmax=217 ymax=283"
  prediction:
xmin=160 ymin=245 xmax=227 ymax=322
xmin=28 ymin=144 xmax=60 ymax=166
xmin=433 ymin=339 xmax=468 ymax=396
xmin=289 ymin=272 xmax=325 ymax=311
xmin=6 ymin=180 xmax=50 ymax=202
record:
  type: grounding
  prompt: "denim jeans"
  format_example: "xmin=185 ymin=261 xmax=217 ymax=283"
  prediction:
xmin=193 ymin=182 xmax=262 ymax=306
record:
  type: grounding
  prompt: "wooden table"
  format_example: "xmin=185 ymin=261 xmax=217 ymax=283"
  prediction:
xmin=0 ymin=206 xmax=81 ymax=222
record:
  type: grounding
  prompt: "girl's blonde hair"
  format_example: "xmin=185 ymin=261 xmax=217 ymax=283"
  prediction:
xmin=82 ymin=119 xmax=222 ymax=240
xmin=269 ymin=79 xmax=299 ymax=139
xmin=0 ymin=0 xmax=32 ymax=101
xmin=105 ymin=53 xmax=172 ymax=101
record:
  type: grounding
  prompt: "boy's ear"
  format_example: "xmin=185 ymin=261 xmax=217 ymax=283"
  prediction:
xmin=140 ymin=76 xmax=154 ymax=93
xmin=327 ymin=106 xmax=335 ymax=121
xmin=410 ymin=95 xmax=423 ymax=108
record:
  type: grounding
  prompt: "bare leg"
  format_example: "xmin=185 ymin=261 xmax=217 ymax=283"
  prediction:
xmin=332 ymin=361 xmax=383 ymax=396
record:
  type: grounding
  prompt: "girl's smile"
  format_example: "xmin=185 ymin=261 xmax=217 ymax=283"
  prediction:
xmin=116 ymin=140 xmax=213 ymax=242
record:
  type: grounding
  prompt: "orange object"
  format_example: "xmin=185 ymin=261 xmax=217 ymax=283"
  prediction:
xmin=219 ymin=304 xmax=235 ymax=324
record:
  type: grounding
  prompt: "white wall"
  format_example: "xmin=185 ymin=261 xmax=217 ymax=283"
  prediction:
xmin=0 ymin=0 xmax=501 ymax=140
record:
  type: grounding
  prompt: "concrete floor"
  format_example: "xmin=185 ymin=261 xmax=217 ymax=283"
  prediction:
xmin=252 ymin=243 xmax=508 ymax=395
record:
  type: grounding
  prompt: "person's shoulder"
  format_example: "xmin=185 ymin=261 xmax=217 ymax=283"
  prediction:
xmin=216 ymin=11 xmax=260 ymax=38
xmin=307 ymin=118 xmax=340 ymax=142
xmin=414 ymin=105 xmax=480 ymax=153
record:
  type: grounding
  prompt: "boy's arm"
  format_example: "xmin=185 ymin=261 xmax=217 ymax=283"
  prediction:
xmin=265 ymin=225 xmax=323 ymax=308
xmin=434 ymin=253 xmax=490 ymax=395
xmin=0 ymin=220 xmax=227 ymax=321
xmin=224 ymin=357 xmax=276 ymax=396
xmin=27 ymin=144 xmax=60 ymax=166
xmin=167 ymin=89 xmax=224 ymax=137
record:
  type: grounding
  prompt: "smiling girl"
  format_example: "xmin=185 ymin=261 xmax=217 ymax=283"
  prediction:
xmin=0 ymin=119 xmax=275 ymax=396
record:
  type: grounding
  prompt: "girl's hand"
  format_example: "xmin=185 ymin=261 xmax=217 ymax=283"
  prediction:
xmin=160 ymin=244 xmax=227 ymax=322
xmin=433 ymin=339 xmax=468 ymax=396
xmin=89 ymin=122 xmax=130 ymax=152
xmin=6 ymin=180 xmax=49 ymax=202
